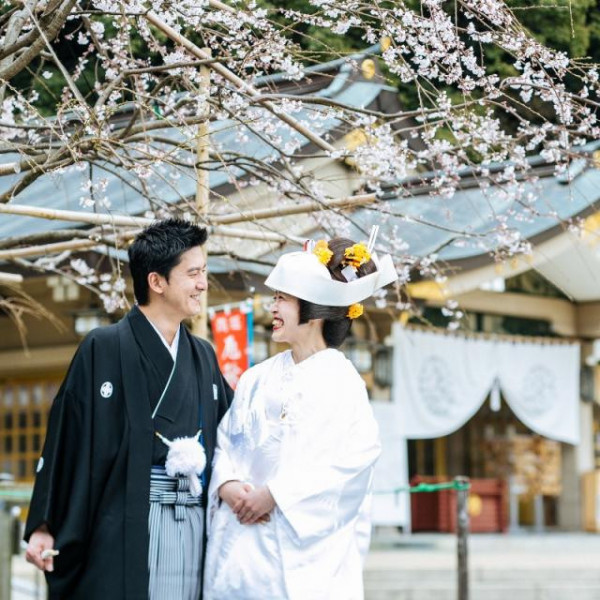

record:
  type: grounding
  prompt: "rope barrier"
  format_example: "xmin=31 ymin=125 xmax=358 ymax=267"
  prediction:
xmin=0 ymin=489 xmax=32 ymax=501
xmin=0 ymin=480 xmax=471 ymax=502
xmin=374 ymin=480 xmax=471 ymax=495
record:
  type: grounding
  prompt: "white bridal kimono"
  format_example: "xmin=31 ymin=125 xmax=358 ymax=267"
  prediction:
xmin=204 ymin=349 xmax=381 ymax=600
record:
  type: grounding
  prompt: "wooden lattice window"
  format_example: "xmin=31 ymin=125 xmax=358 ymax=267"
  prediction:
xmin=0 ymin=379 xmax=61 ymax=482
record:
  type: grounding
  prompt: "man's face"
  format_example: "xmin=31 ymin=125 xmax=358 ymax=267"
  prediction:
xmin=154 ymin=246 xmax=207 ymax=320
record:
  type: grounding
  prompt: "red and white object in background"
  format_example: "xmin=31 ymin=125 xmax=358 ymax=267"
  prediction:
xmin=210 ymin=305 xmax=253 ymax=389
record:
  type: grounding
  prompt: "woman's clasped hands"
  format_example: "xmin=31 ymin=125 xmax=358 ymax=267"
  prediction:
xmin=218 ymin=480 xmax=276 ymax=525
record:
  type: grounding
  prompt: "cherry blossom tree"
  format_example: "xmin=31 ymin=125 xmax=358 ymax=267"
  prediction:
xmin=0 ymin=0 xmax=598 ymax=322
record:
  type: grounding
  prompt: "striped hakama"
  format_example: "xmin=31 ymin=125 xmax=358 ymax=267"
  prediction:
xmin=148 ymin=466 xmax=205 ymax=600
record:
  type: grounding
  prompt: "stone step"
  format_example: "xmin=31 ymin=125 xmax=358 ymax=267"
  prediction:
xmin=365 ymin=568 xmax=600 ymax=583
xmin=365 ymin=583 xmax=600 ymax=600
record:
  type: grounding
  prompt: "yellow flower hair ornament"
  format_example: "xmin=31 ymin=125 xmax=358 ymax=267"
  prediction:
xmin=343 ymin=242 xmax=371 ymax=269
xmin=313 ymin=239 xmax=333 ymax=265
xmin=347 ymin=303 xmax=364 ymax=319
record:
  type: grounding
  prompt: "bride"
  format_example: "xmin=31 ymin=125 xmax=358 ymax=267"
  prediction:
xmin=204 ymin=237 xmax=397 ymax=600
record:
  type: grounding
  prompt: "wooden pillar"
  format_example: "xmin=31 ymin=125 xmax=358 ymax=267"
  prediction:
xmin=435 ymin=437 xmax=447 ymax=477
xmin=456 ymin=476 xmax=470 ymax=600
xmin=191 ymin=51 xmax=211 ymax=339
xmin=0 ymin=500 xmax=10 ymax=600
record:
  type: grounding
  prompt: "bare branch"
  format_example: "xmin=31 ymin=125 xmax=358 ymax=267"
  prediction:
xmin=0 ymin=0 xmax=77 ymax=81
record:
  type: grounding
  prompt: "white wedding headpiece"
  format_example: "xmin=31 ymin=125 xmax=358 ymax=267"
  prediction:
xmin=265 ymin=229 xmax=397 ymax=307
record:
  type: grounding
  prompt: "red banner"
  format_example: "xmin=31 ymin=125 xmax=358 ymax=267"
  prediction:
xmin=210 ymin=306 xmax=252 ymax=389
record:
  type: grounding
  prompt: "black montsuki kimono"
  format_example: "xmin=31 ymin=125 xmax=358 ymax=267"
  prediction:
xmin=25 ymin=306 xmax=232 ymax=600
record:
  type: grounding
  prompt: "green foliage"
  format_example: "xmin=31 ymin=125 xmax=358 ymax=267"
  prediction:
xmin=585 ymin=2 xmax=600 ymax=62
xmin=511 ymin=0 xmax=596 ymax=58
xmin=259 ymin=0 xmax=366 ymax=63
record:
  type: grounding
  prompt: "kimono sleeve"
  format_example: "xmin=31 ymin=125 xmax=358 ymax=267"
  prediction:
xmin=24 ymin=340 xmax=95 ymax=588
xmin=207 ymin=370 xmax=252 ymax=527
xmin=268 ymin=383 xmax=381 ymax=545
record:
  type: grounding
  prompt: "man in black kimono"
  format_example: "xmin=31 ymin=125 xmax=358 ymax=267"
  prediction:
xmin=24 ymin=219 xmax=232 ymax=599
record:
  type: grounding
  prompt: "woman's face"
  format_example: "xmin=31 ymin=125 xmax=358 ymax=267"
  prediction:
xmin=269 ymin=291 xmax=303 ymax=345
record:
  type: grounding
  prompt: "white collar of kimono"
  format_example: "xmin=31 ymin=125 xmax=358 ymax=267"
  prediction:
xmin=264 ymin=250 xmax=397 ymax=306
xmin=145 ymin=316 xmax=180 ymax=361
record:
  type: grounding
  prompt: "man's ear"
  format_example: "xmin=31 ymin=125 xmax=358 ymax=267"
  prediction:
xmin=147 ymin=272 xmax=165 ymax=295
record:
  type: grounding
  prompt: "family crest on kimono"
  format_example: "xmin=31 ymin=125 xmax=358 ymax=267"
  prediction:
xmin=25 ymin=219 xmax=232 ymax=600
xmin=204 ymin=232 xmax=397 ymax=600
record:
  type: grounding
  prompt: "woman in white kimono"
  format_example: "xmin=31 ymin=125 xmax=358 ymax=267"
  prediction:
xmin=204 ymin=237 xmax=397 ymax=600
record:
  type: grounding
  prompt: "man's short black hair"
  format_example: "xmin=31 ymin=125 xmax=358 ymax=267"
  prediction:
xmin=128 ymin=218 xmax=208 ymax=305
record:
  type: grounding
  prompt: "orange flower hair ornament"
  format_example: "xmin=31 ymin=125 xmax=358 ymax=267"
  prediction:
xmin=343 ymin=242 xmax=371 ymax=269
xmin=313 ymin=239 xmax=333 ymax=265
xmin=347 ymin=303 xmax=364 ymax=319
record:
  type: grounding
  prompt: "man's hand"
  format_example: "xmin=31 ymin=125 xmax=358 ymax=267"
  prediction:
xmin=25 ymin=526 xmax=56 ymax=572
xmin=233 ymin=485 xmax=276 ymax=525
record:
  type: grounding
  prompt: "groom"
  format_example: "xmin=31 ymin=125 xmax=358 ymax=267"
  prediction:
xmin=25 ymin=218 xmax=232 ymax=599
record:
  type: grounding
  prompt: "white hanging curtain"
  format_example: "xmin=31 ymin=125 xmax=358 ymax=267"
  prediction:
xmin=370 ymin=402 xmax=410 ymax=528
xmin=496 ymin=340 xmax=580 ymax=444
xmin=393 ymin=325 xmax=580 ymax=445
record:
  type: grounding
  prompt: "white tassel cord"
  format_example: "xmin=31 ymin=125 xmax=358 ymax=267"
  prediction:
xmin=155 ymin=429 xmax=206 ymax=497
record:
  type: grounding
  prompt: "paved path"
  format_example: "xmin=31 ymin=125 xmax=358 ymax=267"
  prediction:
xmin=11 ymin=530 xmax=600 ymax=599
xmin=368 ymin=529 xmax=600 ymax=569
xmin=366 ymin=530 xmax=600 ymax=600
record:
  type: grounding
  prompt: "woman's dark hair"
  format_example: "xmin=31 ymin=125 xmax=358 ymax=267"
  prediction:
xmin=298 ymin=238 xmax=377 ymax=348
xmin=128 ymin=218 xmax=208 ymax=305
